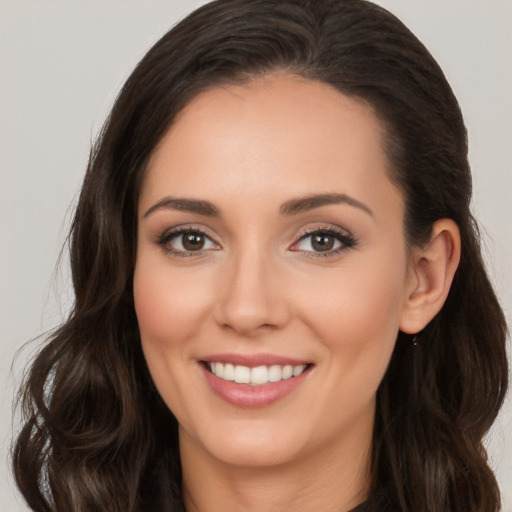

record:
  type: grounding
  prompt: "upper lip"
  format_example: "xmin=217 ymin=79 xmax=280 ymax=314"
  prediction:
xmin=199 ymin=352 xmax=312 ymax=367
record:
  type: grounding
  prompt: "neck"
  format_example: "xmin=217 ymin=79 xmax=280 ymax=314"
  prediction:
xmin=180 ymin=421 xmax=372 ymax=512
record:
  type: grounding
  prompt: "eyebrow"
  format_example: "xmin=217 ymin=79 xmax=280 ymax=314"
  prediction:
xmin=143 ymin=192 xmax=373 ymax=219
xmin=280 ymin=193 xmax=374 ymax=217
xmin=143 ymin=197 xmax=221 ymax=218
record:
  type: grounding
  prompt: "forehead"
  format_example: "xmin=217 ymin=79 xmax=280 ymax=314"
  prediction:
xmin=140 ymin=73 xmax=400 ymax=219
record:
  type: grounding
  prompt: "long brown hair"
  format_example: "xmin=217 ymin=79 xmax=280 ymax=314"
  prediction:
xmin=13 ymin=1 xmax=508 ymax=510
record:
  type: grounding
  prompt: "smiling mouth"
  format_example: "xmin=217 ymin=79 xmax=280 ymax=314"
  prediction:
xmin=203 ymin=361 xmax=312 ymax=386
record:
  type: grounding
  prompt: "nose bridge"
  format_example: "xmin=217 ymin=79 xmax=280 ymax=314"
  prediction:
xmin=215 ymin=237 xmax=287 ymax=334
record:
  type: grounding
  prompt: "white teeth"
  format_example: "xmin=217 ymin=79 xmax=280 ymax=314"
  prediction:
xmin=234 ymin=365 xmax=250 ymax=384
xmin=223 ymin=363 xmax=235 ymax=381
xmin=208 ymin=362 xmax=308 ymax=385
xmin=251 ymin=366 xmax=268 ymax=385
xmin=282 ymin=365 xmax=293 ymax=379
xmin=268 ymin=365 xmax=282 ymax=382
xmin=214 ymin=362 xmax=224 ymax=379
xmin=293 ymin=364 xmax=306 ymax=376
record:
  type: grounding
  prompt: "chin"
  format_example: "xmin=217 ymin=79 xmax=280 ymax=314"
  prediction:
xmin=181 ymin=418 xmax=311 ymax=469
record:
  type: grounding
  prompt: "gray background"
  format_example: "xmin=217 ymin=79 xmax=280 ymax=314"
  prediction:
xmin=1 ymin=1 xmax=510 ymax=510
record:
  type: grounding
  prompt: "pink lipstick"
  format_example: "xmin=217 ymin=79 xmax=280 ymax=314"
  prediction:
xmin=199 ymin=353 xmax=313 ymax=408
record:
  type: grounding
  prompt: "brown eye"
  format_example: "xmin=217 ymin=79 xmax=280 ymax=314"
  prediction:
xmin=158 ymin=229 xmax=219 ymax=254
xmin=290 ymin=228 xmax=356 ymax=256
xmin=182 ymin=232 xmax=205 ymax=251
xmin=311 ymin=233 xmax=335 ymax=252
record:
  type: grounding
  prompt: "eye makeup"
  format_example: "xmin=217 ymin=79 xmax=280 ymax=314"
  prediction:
xmin=155 ymin=224 xmax=220 ymax=257
xmin=154 ymin=222 xmax=357 ymax=259
xmin=290 ymin=226 xmax=357 ymax=258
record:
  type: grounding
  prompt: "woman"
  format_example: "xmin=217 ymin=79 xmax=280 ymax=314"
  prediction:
xmin=12 ymin=0 xmax=508 ymax=511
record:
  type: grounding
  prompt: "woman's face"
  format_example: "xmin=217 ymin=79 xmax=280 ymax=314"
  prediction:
xmin=134 ymin=74 xmax=417 ymax=468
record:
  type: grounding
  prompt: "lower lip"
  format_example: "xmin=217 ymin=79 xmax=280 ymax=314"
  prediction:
xmin=200 ymin=364 xmax=311 ymax=408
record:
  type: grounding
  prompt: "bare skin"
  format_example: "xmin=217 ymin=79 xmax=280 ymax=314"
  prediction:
xmin=180 ymin=407 xmax=371 ymax=512
xmin=134 ymin=73 xmax=460 ymax=512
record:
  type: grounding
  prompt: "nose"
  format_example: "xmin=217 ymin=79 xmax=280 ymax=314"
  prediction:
xmin=214 ymin=247 xmax=291 ymax=336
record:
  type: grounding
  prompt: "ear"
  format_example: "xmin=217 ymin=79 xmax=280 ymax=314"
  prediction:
xmin=399 ymin=219 xmax=461 ymax=334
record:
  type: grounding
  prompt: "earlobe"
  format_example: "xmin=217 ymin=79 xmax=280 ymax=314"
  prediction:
xmin=399 ymin=219 xmax=461 ymax=334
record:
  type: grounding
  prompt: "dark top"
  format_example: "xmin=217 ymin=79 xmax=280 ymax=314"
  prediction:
xmin=349 ymin=486 xmax=399 ymax=512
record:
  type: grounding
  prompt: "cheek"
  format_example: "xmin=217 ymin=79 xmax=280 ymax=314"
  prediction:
xmin=133 ymin=259 xmax=210 ymax=347
xmin=304 ymin=257 xmax=405 ymax=325
xmin=133 ymin=257 xmax=214 ymax=422
xmin=296 ymin=248 xmax=408 ymax=375
xmin=132 ymin=254 xmax=209 ymax=384
xmin=289 ymin=253 xmax=408 ymax=434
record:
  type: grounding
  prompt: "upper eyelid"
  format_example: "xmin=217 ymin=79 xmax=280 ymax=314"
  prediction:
xmin=156 ymin=227 xmax=221 ymax=257
xmin=155 ymin=223 xmax=355 ymax=249
xmin=290 ymin=225 xmax=357 ymax=252
xmin=158 ymin=224 xmax=218 ymax=240
xmin=297 ymin=226 xmax=351 ymax=238
xmin=294 ymin=225 xmax=355 ymax=243
xmin=155 ymin=225 xmax=220 ymax=251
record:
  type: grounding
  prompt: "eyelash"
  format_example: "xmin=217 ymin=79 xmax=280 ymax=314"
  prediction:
xmin=156 ymin=225 xmax=217 ymax=258
xmin=291 ymin=227 xmax=357 ymax=258
xmin=155 ymin=225 xmax=357 ymax=258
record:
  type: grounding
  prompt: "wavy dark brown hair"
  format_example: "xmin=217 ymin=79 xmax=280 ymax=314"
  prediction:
xmin=12 ymin=1 xmax=508 ymax=511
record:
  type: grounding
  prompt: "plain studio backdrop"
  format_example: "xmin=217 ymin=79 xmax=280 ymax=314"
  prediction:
xmin=0 ymin=1 xmax=510 ymax=511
